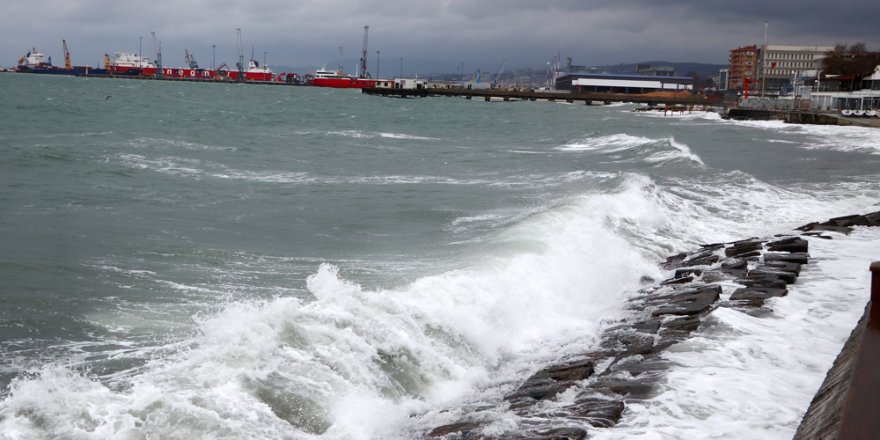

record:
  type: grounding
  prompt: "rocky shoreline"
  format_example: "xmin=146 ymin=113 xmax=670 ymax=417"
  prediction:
xmin=425 ymin=210 xmax=880 ymax=440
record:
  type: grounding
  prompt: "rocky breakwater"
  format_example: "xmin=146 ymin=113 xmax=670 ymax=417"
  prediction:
xmin=425 ymin=210 xmax=880 ymax=440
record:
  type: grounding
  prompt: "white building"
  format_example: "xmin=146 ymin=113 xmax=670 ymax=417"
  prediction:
xmin=810 ymin=65 xmax=880 ymax=113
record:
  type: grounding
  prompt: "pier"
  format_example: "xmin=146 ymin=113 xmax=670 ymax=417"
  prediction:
xmin=362 ymin=86 xmax=710 ymax=107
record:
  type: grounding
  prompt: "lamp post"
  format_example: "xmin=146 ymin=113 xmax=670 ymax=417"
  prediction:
xmin=400 ymin=58 xmax=403 ymax=78
xmin=376 ymin=50 xmax=380 ymax=79
xmin=816 ymin=70 xmax=823 ymax=92
xmin=264 ymin=51 xmax=267 ymax=68
xmin=212 ymin=44 xmax=215 ymax=70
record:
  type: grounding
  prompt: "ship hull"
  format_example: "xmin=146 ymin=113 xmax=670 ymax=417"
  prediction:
xmin=17 ymin=66 xmax=108 ymax=76
xmin=310 ymin=77 xmax=377 ymax=88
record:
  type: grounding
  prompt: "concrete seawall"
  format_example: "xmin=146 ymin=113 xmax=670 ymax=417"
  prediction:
xmin=726 ymin=108 xmax=880 ymax=128
xmin=794 ymin=261 xmax=880 ymax=439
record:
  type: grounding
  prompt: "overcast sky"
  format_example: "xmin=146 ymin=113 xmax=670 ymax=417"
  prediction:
xmin=3 ymin=0 xmax=878 ymax=75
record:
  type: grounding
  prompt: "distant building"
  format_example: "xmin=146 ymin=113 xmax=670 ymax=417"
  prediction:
xmin=555 ymin=73 xmax=694 ymax=93
xmin=637 ymin=65 xmax=676 ymax=77
xmin=728 ymin=45 xmax=758 ymax=92
xmin=717 ymin=69 xmax=730 ymax=91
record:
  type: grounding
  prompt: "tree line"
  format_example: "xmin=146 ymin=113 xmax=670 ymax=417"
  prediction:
xmin=822 ymin=43 xmax=880 ymax=77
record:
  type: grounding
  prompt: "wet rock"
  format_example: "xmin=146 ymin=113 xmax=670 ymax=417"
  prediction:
xmin=661 ymin=275 xmax=694 ymax=285
xmin=760 ymin=260 xmax=802 ymax=276
xmin=724 ymin=239 xmax=764 ymax=257
xmin=661 ymin=252 xmax=687 ymax=270
xmin=527 ymin=427 xmax=587 ymax=440
xmin=827 ymin=214 xmax=871 ymax=227
xmin=601 ymin=332 xmax=655 ymax=356
xmin=593 ymin=378 xmax=656 ymax=399
xmin=530 ymin=360 xmax=595 ymax=382
xmin=764 ymin=252 xmax=810 ymax=264
xmin=865 ymin=210 xmax=880 ymax=226
xmin=632 ymin=319 xmax=662 ymax=334
xmin=748 ymin=269 xmax=797 ymax=284
xmin=730 ymin=287 xmax=788 ymax=301
xmin=674 ymin=268 xmax=704 ymax=278
xmin=506 ymin=379 xmax=576 ymax=402
xmin=766 ymin=237 xmax=808 ymax=253
xmin=661 ymin=315 xmax=703 ymax=332
xmin=735 ymin=275 xmax=788 ymax=289
xmin=806 ymin=225 xmax=853 ymax=235
xmin=650 ymin=286 xmax=720 ymax=317
xmin=567 ymin=398 xmax=625 ymax=427
xmin=428 ymin=421 xmax=483 ymax=437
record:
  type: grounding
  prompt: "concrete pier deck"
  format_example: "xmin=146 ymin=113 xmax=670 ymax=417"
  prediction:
xmin=362 ymin=86 xmax=710 ymax=107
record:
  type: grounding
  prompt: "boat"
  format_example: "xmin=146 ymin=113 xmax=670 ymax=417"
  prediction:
xmin=107 ymin=51 xmax=157 ymax=76
xmin=108 ymin=51 xmax=274 ymax=82
xmin=309 ymin=67 xmax=377 ymax=88
xmin=16 ymin=47 xmax=106 ymax=76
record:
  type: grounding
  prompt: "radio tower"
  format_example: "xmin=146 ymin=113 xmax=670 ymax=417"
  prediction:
xmin=359 ymin=25 xmax=369 ymax=78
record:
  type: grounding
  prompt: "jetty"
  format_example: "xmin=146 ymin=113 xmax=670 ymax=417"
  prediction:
xmin=362 ymin=86 xmax=710 ymax=107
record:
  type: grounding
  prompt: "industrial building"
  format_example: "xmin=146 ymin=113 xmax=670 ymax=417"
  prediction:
xmin=555 ymin=73 xmax=694 ymax=94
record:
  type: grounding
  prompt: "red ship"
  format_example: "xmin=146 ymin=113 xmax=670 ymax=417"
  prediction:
xmin=107 ymin=52 xmax=276 ymax=82
xmin=309 ymin=67 xmax=377 ymax=88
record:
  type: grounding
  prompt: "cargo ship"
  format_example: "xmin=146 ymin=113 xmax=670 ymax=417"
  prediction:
xmin=309 ymin=67 xmax=377 ymax=88
xmin=17 ymin=45 xmax=107 ymax=76
xmin=107 ymin=52 xmax=276 ymax=82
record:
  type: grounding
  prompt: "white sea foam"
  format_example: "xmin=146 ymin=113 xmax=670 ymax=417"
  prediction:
xmin=558 ymin=134 xmax=705 ymax=167
xmin=295 ymin=130 xmax=438 ymax=141
xmin=558 ymin=133 xmax=655 ymax=152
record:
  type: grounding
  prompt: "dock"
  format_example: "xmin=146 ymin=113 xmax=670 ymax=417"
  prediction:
xmin=362 ymin=86 xmax=710 ymax=107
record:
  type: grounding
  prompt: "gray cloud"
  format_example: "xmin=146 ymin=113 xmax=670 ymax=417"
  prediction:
xmin=2 ymin=0 xmax=877 ymax=74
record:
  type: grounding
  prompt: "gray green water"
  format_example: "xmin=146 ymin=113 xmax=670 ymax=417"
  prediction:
xmin=1 ymin=73 xmax=879 ymax=439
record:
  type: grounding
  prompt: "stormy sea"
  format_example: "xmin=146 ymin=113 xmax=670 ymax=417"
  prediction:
xmin=1 ymin=73 xmax=879 ymax=439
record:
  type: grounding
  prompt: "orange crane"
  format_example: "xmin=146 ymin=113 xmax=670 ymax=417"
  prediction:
xmin=62 ymin=40 xmax=72 ymax=70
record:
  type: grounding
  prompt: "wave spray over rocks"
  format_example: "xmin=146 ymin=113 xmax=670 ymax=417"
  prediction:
xmin=426 ymin=211 xmax=880 ymax=440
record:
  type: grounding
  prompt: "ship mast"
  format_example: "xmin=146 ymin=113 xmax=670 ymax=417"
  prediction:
xmin=359 ymin=25 xmax=369 ymax=79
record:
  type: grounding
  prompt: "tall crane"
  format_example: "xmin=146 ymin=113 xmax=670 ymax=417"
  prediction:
xmin=62 ymin=40 xmax=72 ymax=70
xmin=185 ymin=49 xmax=199 ymax=69
xmin=235 ymin=28 xmax=244 ymax=81
xmin=359 ymin=25 xmax=369 ymax=78
xmin=491 ymin=58 xmax=507 ymax=89
xmin=151 ymin=31 xmax=162 ymax=77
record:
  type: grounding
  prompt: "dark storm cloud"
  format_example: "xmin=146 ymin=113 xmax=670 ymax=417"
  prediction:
xmin=2 ymin=0 xmax=877 ymax=73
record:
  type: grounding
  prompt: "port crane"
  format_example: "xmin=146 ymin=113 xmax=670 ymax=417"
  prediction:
xmin=62 ymin=40 xmax=72 ymax=70
xmin=185 ymin=49 xmax=199 ymax=69
xmin=359 ymin=25 xmax=369 ymax=78
xmin=151 ymin=31 xmax=162 ymax=77
xmin=491 ymin=58 xmax=507 ymax=88
xmin=235 ymin=28 xmax=244 ymax=81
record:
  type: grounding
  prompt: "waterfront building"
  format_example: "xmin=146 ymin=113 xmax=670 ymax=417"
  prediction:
xmin=810 ymin=65 xmax=880 ymax=111
xmin=728 ymin=45 xmax=758 ymax=92
xmin=760 ymin=45 xmax=834 ymax=93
